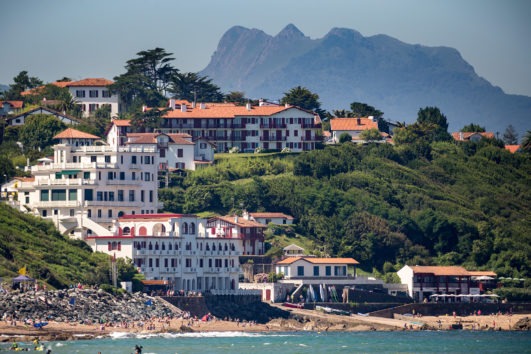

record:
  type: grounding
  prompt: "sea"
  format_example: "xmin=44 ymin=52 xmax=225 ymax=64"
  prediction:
xmin=1 ymin=331 xmax=530 ymax=354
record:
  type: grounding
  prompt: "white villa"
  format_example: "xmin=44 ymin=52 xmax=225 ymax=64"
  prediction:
xmin=65 ymin=78 xmax=119 ymax=117
xmin=275 ymin=257 xmax=359 ymax=281
xmin=329 ymin=117 xmax=383 ymax=143
xmin=87 ymin=213 xmax=242 ymax=292
xmin=15 ymin=128 xmax=160 ymax=238
xmin=247 ymin=211 xmax=294 ymax=225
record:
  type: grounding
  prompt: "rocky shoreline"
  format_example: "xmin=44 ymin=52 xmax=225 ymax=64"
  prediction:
xmin=0 ymin=289 xmax=529 ymax=343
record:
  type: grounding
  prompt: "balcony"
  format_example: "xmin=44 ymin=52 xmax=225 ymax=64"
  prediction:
xmin=34 ymin=201 xmax=79 ymax=208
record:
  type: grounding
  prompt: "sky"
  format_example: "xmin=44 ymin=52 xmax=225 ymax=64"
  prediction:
xmin=1 ymin=0 xmax=530 ymax=97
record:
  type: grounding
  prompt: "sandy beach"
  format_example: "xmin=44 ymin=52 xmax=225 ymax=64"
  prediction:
xmin=0 ymin=308 xmax=528 ymax=344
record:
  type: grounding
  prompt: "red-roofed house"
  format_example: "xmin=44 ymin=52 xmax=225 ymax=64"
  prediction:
xmin=451 ymin=131 xmax=495 ymax=142
xmin=246 ymin=211 xmax=294 ymax=225
xmin=206 ymin=213 xmax=267 ymax=255
xmin=0 ymin=100 xmax=24 ymax=116
xmin=65 ymin=78 xmax=119 ymax=118
xmin=505 ymin=145 xmax=521 ymax=153
xmin=397 ymin=265 xmax=497 ymax=302
xmin=329 ymin=117 xmax=382 ymax=143
xmin=6 ymin=106 xmax=81 ymax=127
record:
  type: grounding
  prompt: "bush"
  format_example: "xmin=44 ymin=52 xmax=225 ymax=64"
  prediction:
xmin=493 ymin=287 xmax=531 ymax=302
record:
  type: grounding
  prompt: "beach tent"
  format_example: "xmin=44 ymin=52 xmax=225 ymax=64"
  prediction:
xmin=12 ymin=275 xmax=34 ymax=282
xmin=475 ymin=276 xmax=495 ymax=281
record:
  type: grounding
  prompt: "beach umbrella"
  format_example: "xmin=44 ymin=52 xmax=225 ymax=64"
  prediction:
xmin=475 ymin=276 xmax=494 ymax=280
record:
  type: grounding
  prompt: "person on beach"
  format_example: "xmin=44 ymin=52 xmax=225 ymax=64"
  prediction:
xmin=134 ymin=344 xmax=143 ymax=354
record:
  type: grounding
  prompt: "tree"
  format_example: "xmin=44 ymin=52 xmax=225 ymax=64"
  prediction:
xmin=502 ymin=125 xmax=519 ymax=145
xmin=522 ymin=130 xmax=531 ymax=152
xmin=415 ymin=106 xmax=452 ymax=142
xmin=280 ymin=86 xmax=321 ymax=111
xmin=3 ymin=71 xmax=43 ymax=100
xmin=349 ymin=102 xmax=383 ymax=118
xmin=360 ymin=128 xmax=382 ymax=142
xmin=333 ymin=109 xmax=351 ymax=118
xmin=225 ymin=91 xmax=246 ymax=105
xmin=461 ymin=123 xmax=486 ymax=132
xmin=130 ymin=107 xmax=169 ymax=133
xmin=19 ymin=114 xmax=66 ymax=151
xmin=170 ymin=72 xmax=223 ymax=102
xmin=111 ymin=48 xmax=178 ymax=110
xmin=338 ymin=132 xmax=352 ymax=144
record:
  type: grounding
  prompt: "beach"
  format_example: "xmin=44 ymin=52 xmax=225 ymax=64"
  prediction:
xmin=1 ymin=307 xmax=528 ymax=344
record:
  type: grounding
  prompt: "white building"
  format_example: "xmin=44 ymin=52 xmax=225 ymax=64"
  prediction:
xmin=87 ymin=213 xmax=242 ymax=292
xmin=6 ymin=106 xmax=81 ymax=127
xmin=15 ymin=128 xmax=160 ymax=238
xmin=159 ymin=100 xmax=322 ymax=153
xmin=397 ymin=265 xmax=487 ymax=302
xmin=247 ymin=211 xmax=294 ymax=225
xmin=275 ymin=257 xmax=359 ymax=281
xmin=65 ymin=78 xmax=119 ymax=118
xmin=106 ymin=120 xmax=215 ymax=171
xmin=206 ymin=214 xmax=267 ymax=255
xmin=329 ymin=117 xmax=383 ymax=143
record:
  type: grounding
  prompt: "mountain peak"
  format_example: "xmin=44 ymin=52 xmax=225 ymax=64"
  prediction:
xmin=275 ymin=24 xmax=305 ymax=39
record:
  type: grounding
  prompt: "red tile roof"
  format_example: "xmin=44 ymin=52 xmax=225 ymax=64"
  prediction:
xmin=21 ymin=81 xmax=71 ymax=96
xmin=66 ymin=78 xmax=113 ymax=87
xmin=213 ymin=215 xmax=267 ymax=228
xmin=451 ymin=132 xmax=495 ymax=141
xmin=250 ymin=212 xmax=294 ymax=219
xmin=53 ymin=128 xmax=100 ymax=140
xmin=161 ymin=104 xmax=318 ymax=120
xmin=505 ymin=145 xmax=520 ymax=153
xmin=330 ymin=117 xmax=379 ymax=131
xmin=126 ymin=133 xmax=194 ymax=145
xmin=409 ymin=266 xmax=471 ymax=276
xmin=112 ymin=119 xmax=131 ymax=127
xmin=468 ymin=271 xmax=497 ymax=277
xmin=276 ymin=257 xmax=359 ymax=265
xmin=0 ymin=100 xmax=24 ymax=109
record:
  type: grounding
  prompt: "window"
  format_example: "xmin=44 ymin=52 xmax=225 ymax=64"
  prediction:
xmin=313 ymin=266 xmax=319 ymax=276
xmin=102 ymin=90 xmax=111 ymax=98
xmin=87 ymin=209 xmax=92 ymax=217
xmin=325 ymin=266 xmax=331 ymax=276
xmin=97 ymin=191 xmax=103 ymax=201
xmin=91 ymin=156 xmax=97 ymax=162
xmin=68 ymin=189 xmax=77 ymax=201
xmin=83 ymin=172 xmax=90 ymax=179
xmin=297 ymin=266 xmax=304 ymax=276
xmin=119 ymin=172 xmax=125 ymax=180
xmin=160 ymin=149 xmax=165 ymax=158
xmin=89 ymin=90 xmax=98 ymax=98
xmin=144 ymin=172 xmax=150 ymax=181
xmin=70 ymin=209 xmax=75 ymax=217
xmin=76 ymin=90 xmax=85 ymax=98
xmin=185 ymin=259 xmax=192 ymax=267
xmin=88 ymin=104 xmax=98 ymax=112
xmin=97 ymin=209 xmax=102 ymax=218
xmin=200 ymin=143 xmax=207 ymax=149
xmin=105 ymin=156 xmax=110 ymax=163
xmin=107 ymin=172 xmax=114 ymax=180
xmin=51 ymin=189 xmax=66 ymax=201
xmin=177 ymin=149 xmax=183 ymax=158
xmin=129 ymin=190 xmax=135 ymax=201
xmin=294 ymin=130 xmax=298 ymax=137
xmin=131 ymin=156 xmax=137 ymax=164
xmin=42 ymin=210 xmax=47 ymax=217
xmin=108 ymin=210 xmax=112 ymax=218
xmin=149 ymin=190 xmax=153 ymax=203
xmin=140 ymin=190 xmax=144 ymax=202
xmin=108 ymin=192 xmax=114 ymax=201
xmin=40 ymin=190 xmax=49 ymax=201
xmin=144 ymin=156 xmax=150 ymax=165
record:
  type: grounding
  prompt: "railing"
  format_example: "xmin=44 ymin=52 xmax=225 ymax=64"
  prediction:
xmin=33 ymin=201 xmax=79 ymax=208
xmin=210 ymin=289 xmax=261 ymax=296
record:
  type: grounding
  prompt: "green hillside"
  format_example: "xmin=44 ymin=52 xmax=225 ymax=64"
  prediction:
xmin=160 ymin=141 xmax=531 ymax=278
xmin=0 ymin=203 xmax=127 ymax=288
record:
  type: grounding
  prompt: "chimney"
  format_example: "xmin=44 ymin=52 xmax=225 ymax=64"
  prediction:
xmin=243 ymin=210 xmax=249 ymax=220
xmin=245 ymin=103 xmax=251 ymax=111
xmin=285 ymin=103 xmax=289 ymax=108
xmin=200 ymin=103 xmax=206 ymax=109
xmin=192 ymin=101 xmax=196 ymax=109
xmin=369 ymin=115 xmax=376 ymax=122
xmin=259 ymin=99 xmax=264 ymax=107
xmin=234 ymin=215 xmax=239 ymax=223
xmin=142 ymin=105 xmax=147 ymax=112
xmin=357 ymin=118 xmax=361 ymax=125
xmin=181 ymin=104 xmax=187 ymax=112
xmin=169 ymin=98 xmax=176 ymax=109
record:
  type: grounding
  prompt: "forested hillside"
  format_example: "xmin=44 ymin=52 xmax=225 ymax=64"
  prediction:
xmin=160 ymin=141 xmax=530 ymax=278
xmin=0 ymin=204 xmax=135 ymax=288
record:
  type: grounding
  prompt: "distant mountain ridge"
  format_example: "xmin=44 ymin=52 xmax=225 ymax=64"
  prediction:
xmin=201 ymin=24 xmax=531 ymax=135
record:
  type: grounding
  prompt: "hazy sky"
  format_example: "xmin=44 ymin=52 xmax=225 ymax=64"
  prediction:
xmin=1 ymin=0 xmax=530 ymax=97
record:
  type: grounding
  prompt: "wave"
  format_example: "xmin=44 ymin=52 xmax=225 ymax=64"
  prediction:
xmin=108 ymin=331 xmax=298 ymax=339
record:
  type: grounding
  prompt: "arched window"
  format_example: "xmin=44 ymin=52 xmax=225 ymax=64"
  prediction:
xmin=168 ymin=243 xmax=172 ymax=250
xmin=155 ymin=242 xmax=159 ymax=250
xmin=182 ymin=222 xmax=189 ymax=234
xmin=148 ymin=242 xmax=153 ymax=250
xmin=153 ymin=223 xmax=166 ymax=235
xmin=107 ymin=242 xmax=111 ymax=251
xmin=123 ymin=227 xmax=131 ymax=235
xmin=139 ymin=226 xmax=147 ymax=236
xmin=190 ymin=222 xmax=196 ymax=234
xmin=224 ymin=243 xmax=228 ymax=251
xmin=117 ymin=242 xmax=121 ymax=251
xmin=212 ymin=243 xmax=216 ymax=251
xmin=161 ymin=242 xmax=165 ymax=250
xmin=118 ymin=211 xmax=125 ymax=217
xmin=206 ymin=243 xmax=210 ymax=251
xmin=112 ymin=241 xmax=117 ymax=250
xmin=175 ymin=242 xmax=179 ymax=250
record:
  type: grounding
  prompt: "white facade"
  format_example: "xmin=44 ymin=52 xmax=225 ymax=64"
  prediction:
xmin=397 ymin=265 xmax=481 ymax=302
xmin=247 ymin=211 xmax=294 ymax=225
xmin=15 ymin=128 xmax=160 ymax=238
xmin=275 ymin=257 xmax=359 ymax=280
xmin=7 ymin=107 xmax=80 ymax=127
xmin=206 ymin=214 xmax=266 ymax=255
xmin=66 ymin=79 xmax=119 ymax=118
xmin=87 ymin=214 xmax=242 ymax=292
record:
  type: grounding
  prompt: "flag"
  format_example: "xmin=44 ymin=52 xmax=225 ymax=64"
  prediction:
xmin=18 ymin=266 xmax=26 ymax=275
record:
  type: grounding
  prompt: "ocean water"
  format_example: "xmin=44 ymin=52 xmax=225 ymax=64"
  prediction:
xmin=1 ymin=331 xmax=530 ymax=354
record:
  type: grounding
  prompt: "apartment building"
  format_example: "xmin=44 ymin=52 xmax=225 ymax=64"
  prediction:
xmin=158 ymin=99 xmax=322 ymax=152
xmin=87 ymin=213 xmax=242 ymax=292
xmin=16 ymin=127 xmax=160 ymax=238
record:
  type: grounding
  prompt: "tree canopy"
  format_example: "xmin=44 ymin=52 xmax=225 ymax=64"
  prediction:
xmin=2 ymin=71 xmax=43 ymax=100
xmin=170 ymin=72 xmax=223 ymax=102
xmin=280 ymin=86 xmax=321 ymax=111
